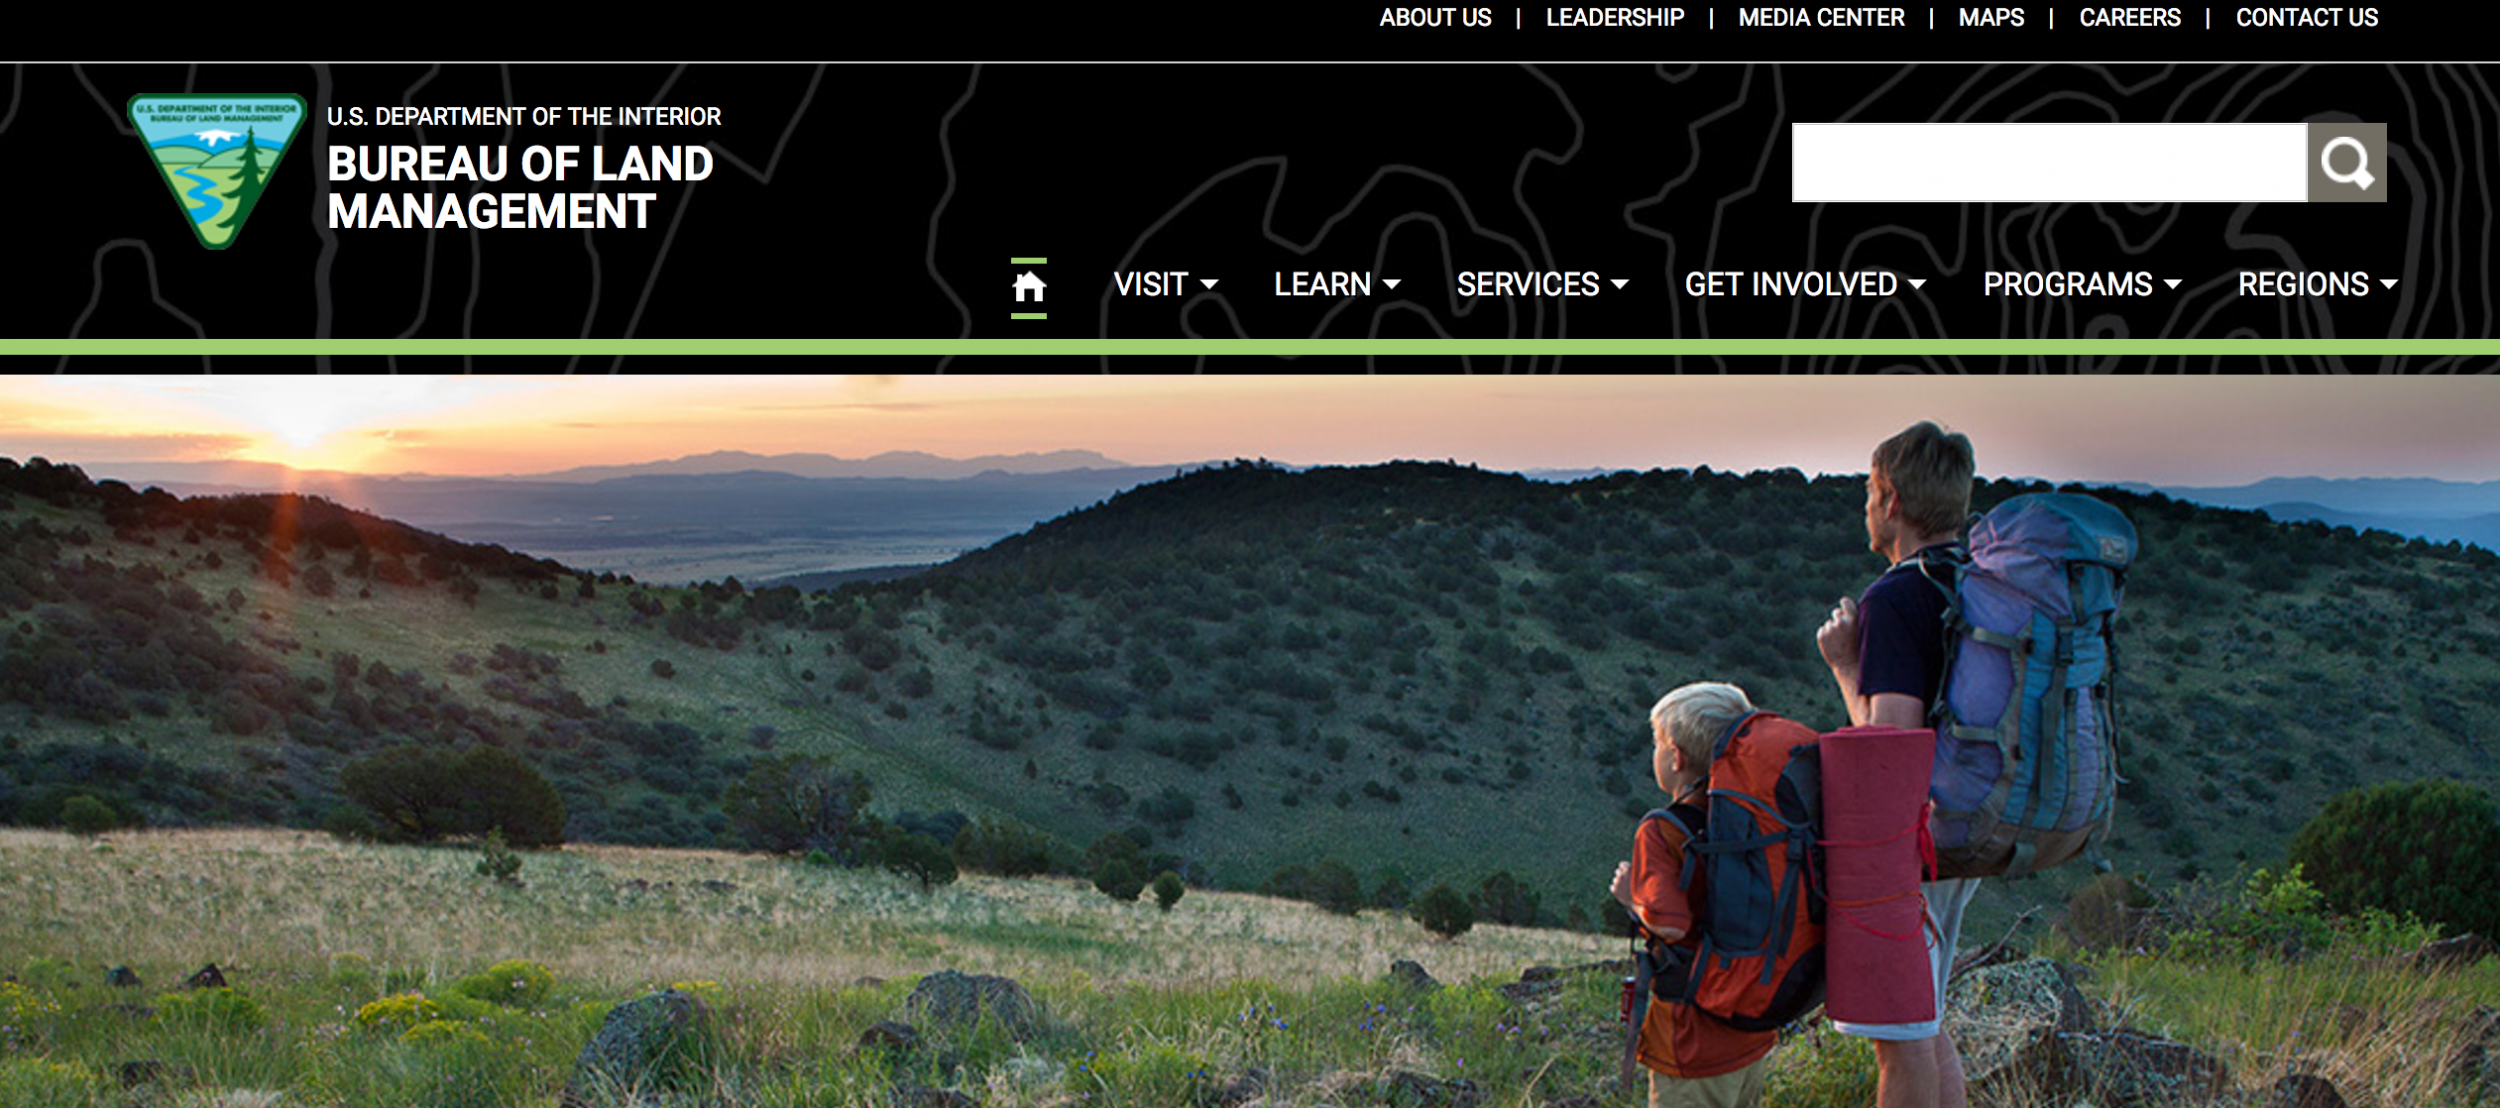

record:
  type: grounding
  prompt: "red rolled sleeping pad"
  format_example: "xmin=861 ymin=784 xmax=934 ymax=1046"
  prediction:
xmin=1818 ymin=725 xmax=1939 ymax=1026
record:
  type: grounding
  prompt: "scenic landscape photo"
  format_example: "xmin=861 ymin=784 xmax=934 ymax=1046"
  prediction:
xmin=3 ymin=374 xmax=2498 ymax=1108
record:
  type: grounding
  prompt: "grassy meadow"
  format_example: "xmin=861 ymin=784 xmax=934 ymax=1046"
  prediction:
xmin=6 ymin=830 xmax=2498 ymax=1108
xmin=1 ymin=828 xmax=1634 ymax=1107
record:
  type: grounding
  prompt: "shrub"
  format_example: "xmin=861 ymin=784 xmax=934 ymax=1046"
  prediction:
xmin=876 ymin=830 xmax=959 ymax=890
xmin=1153 ymin=871 xmax=1186 ymax=912
xmin=1371 ymin=869 xmax=1412 ymax=911
xmin=1094 ymin=855 xmax=1147 ymax=902
xmin=0 ymin=982 xmax=61 ymax=1050
xmin=402 ymin=1019 xmax=493 ymax=1047
xmin=153 ymin=987 xmax=269 ymax=1033
xmin=2162 ymin=865 xmax=2342 ymax=962
xmin=321 ymin=804 xmax=384 ymax=843
xmin=1304 ymin=860 xmax=1365 ymax=915
xmin=0 ymin=1059 xmax=100 ymax=1108
xmin=1475 ymin=870 xmax=1541 ymax=927
xmin=58 ymin=794 xmax=117 ymax=837
xmin=326 ymin=953 xmax=376 ymax=996
xmin=356 ymin=991 xmax=493 ymax=1034
xmin=340 ymin=745 xmax=568 ymax=847
xmin=1135 ymin=786 xmax=1197 ymax=829
xmin=474 ymin=827 xmax=523 ymax=885
xmin=1412 ymin=883 xmax=1476 ymax=939
xmin=2287 ymin=778 xmax=2500 ymax=940
xmin=953 ymin=818 xmax=1056 ymax=877
xmin=2065 ymin=872 xmax=2154 ymax=951
xmin=650 ymin=658 xmax=676 ymax=679
xmin=452 ymin=960 xmax=556 ymax=1009
xmin=355 ymin=992 xmax=447 ymax=1033
xmin=719 ymin=754 xmax=875 ymax=859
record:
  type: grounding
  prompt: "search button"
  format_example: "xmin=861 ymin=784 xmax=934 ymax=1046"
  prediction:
xmin=2308 ymin=122 xmax=2387 ymax=203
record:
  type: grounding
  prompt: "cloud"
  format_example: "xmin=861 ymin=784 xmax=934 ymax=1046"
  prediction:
xmin=733 ymin=402 xmax=938 ymax=413
xmin=0 ymin=431 xmax=257 ymax=462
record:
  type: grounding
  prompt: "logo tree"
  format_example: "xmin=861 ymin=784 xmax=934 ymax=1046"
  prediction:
xmin=225 ymin=127 xmax=270 ymax=228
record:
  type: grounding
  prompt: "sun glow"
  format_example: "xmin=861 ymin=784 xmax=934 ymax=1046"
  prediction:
xmin=31 ymin=377 xmax=561 ymax=473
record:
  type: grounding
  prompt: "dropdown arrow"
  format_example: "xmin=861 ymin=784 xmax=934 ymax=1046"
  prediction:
xmin=1383 ymin=278 xmax=1402 ymax=289
xmin=1907 ymin=278 xmax=1927 ymax=290
xmin=2381 ymin=278 xmax=2399 ymax=289
xmin=2162 ymin=278 xmax=2182 ymax=290
xmin=1201 ymin=278 xmax=1219 ymax=290
xmin=1609 ymin=278 xmax=1629 ymax=289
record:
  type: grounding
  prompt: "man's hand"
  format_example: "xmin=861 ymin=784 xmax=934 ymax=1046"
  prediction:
xmin=1817 ymin=596 xmax=1861 ymax=672
xmin=1610 ymin=860 xmax=1636 ymax=909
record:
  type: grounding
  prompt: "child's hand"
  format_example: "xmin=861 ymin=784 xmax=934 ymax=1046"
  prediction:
xmin=1610 ymin=861 xmax=1635 ymax=908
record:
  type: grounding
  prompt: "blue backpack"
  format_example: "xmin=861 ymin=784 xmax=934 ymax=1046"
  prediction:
xmin=1918 ymin=492 xmax=2136 ymax=879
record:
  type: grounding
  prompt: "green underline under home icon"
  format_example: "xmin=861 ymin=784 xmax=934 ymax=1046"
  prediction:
xmin=1012 ymin=257 xmax=1047 ymax=320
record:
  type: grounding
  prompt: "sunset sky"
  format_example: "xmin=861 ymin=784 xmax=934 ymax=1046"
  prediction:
xmin=5 ymin=375 xmax=2499 ymax=486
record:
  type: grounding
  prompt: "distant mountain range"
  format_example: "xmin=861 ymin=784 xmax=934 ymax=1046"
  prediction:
xmin=2129 ymin=477 xmax=2500 ymax=552
xmin=62 ymin=458 xmax=2500 ymax=584
xmin=526 ymin=449 xmax=1139 ymax=482
xmin=82 ymin=452 xmax=1187 ymax=585
xmin=87 ymin=449 xmax=1145 ymax=490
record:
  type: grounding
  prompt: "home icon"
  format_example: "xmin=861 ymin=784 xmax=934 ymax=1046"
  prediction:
xmin=1013 ymin=271 xmax=1047 ymax=303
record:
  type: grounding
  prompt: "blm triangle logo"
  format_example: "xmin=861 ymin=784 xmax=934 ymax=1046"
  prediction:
xmin=127 ymin=94 xmax=306 ymax=250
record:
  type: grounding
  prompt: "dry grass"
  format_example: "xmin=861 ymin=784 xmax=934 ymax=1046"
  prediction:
xmin=0 ymin=828 xmax=1614 ymax=995
xmin=2087 ymin=948 xmax=2500 ymax=1106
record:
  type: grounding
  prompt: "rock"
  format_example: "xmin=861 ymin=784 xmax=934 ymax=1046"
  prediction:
xmin=2057 ymin=1030 xmax=2229 ymax=1106
xmin=998 ymin=1056 xmax=1065 ymax=1090
xmin=1377 ymin=1070 xmax=1482 ymax=1108
xmin=116 ymin=1060 xmax=194 ymax=1088
xmin=1387 ymin=960 xmax=1440 ymax=992
xmin=2271 ymin=1074 xmax=2349 ymax=1108
xmin=2449 ymin=1012 xmax=2500 ymax=1102
xmin=1945 ymin=959 xmax=2099 ymax=1096
xmin=107 ymin=965 xmax=142 ymax=988
xmin=1317 ymin=1069 xmax=1481 ymax=1108
xmin=2411 ymin=934 xmax=2495 ymax=973
xmin=1499 ymin=979 xmax=1559 ymax=1003
xmin=183 ymin=964 xmax=228 ymax=990
xmin=1214 ymin=1066 xmax=1269 ymax=1106
xmin=858 ymin=1020 xmax=920 ymax=1052
xmin=893 ymin=1084 xmax=977 ymax=1108
xmin=1519 ymin=965 xmax=1561 ymax=984
xmin=902 ymin=971 xmax=1043 ymax=1040
xmin=562 ymin=988 xmax=715 ymax=1107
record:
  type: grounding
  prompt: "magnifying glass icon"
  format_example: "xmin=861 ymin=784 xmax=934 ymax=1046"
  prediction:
xmin=2321 ymin=136 xmax=2375 ymax=191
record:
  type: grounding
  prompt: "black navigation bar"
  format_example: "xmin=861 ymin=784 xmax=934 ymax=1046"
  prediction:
xmin=35 ymin=5 xmax=2436 ymax=63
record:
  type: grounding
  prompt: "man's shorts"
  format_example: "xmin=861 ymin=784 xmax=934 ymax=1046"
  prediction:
xmin=1830 ymin=877 xmax=1980 ymax=1041
xmin=1649 ymin=1057 xmax=1767 ymax=1108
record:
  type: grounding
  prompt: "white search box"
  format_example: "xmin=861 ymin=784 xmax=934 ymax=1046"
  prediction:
xmin=1793 ymin=123 xmax=2350 ymax=204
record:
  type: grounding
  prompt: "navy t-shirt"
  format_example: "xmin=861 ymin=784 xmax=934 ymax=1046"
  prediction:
xmin=1856 ymin=542 xmax=1963 ymax=708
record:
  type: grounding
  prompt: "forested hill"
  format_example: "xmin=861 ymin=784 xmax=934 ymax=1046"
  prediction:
xmin=4 ymin=455 xmax=2497 ymax=930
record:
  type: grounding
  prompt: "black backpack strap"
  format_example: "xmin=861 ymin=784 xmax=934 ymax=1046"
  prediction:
xmin=1709 ymin=710 xmax=1760 ymax=764
xmin=1640 ymin=805 xmax=1708 ymax=891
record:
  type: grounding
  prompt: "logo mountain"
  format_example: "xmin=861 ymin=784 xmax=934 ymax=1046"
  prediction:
xmin=127 ymin=94 xmax=307 ymax=250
